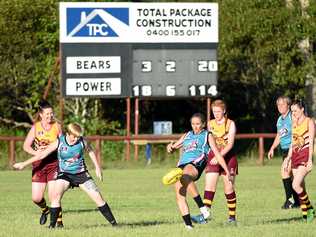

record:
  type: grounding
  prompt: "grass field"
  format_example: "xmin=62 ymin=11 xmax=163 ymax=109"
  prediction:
xmin=1 ymin=162 xmax=316 ymax=237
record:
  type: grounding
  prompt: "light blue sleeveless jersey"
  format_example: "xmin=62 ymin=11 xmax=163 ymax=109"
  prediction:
xmin=178 ymin=129 xmax=209 ymax=166
xmin=57 ymin=135 xmax=87 ymax=174
xmin=276 ymin=112 xmax=292 ymax=150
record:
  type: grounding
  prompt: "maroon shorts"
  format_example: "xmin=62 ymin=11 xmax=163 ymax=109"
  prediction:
xmin=291 ymin=148 xmax=309 ymax=169
xmin=32 ymin=158 xmax=58 ymax=183
xmin=205 ymin=151 xmax=238 ymax=176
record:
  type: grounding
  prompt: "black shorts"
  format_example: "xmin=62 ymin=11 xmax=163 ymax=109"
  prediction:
xmin=281 ymin=149 xmax=289 ymax=160
xmin=178 ymin=158 xmax=207 ymax=181
xmin=57 ymin=171 xmax=92 ymax=188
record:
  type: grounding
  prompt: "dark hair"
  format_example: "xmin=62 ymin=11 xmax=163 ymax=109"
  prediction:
xmin=38 ymin=100 xmax=52 ymax=113
xmin=190 ymin=113 xmax=206 ymax=124
xmin=291 ymin=99 xmax=305 ymax=109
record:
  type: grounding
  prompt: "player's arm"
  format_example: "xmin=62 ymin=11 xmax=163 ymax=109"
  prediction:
xmin=56 ymin=123 xmax=63 ymax=137
xmin=23 ymin=125 xmax=38 ymax=156
xmin=220 ymin=121 xmax=236 ymax=157
xmin=268 ymin=133 xmax=280 ymax=160
xmin=14 ymin=140 xmax=59 ymax=169
xmin=306 ymin=119 xmax=315 ymax=171
xmin=208 ymin=133 xmax=232 ymax=181
xmin=167 ymin=133 xmax=186 ymax=153
xmin=84 ymin=139 xmax=102 ymax=181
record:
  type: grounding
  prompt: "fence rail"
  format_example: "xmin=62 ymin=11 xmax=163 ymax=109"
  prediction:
xmin=0 ymin=133 xmax=276 ymax=168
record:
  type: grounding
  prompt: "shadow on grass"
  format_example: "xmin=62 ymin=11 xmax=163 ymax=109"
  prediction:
xmin=75 ymin=220 xmax=176 ymax=229
xmin=262 ymin=216 xmax=303 ymax=224
xmin=63 ymin=208 xmax=98 ymax=214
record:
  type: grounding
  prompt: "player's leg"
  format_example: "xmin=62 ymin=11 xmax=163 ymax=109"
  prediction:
xmin=187 ymin=161 xmax=210 ymax=221
xmin=281 ymin=158 xmax=294 ymax=209
xmin=204 ymin=151 xmax=220 ymax=210
xmin=47 ymin=165 xmax=64 ymax=227
xmin=223 ymin=156 xmax=237 ymax=224
xmin=32 ymin=182 xmax=49 ymax=225
xmin=223 ymin=174 xmax=237 ymax=224
xmin=175 ymin=164 xmax=198 ymax=229
xmin=49 ymin=179 xmax=69 ymax=228
xmin=204 ymin=172 xmax=219 ymax=209
xmin=292 ymin=167 xmax=313 ymax=222
xmin=79 ymin=179 xmax=117 ymax=226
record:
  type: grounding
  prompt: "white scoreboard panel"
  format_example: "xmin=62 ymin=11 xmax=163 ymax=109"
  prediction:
xmin=60 ymin=2 xmax=218 ymax=98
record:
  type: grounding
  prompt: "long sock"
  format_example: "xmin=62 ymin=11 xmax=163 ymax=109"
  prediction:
xmin=98 ymin=203 xmax=117 ymax=226
xmin=193 ymin=195 xmax=209 ymax=218
xmin=282 ymin=178 xmax=292 ymax=201
xmin=34 ymin=198 xmax=49 ymax=214
xmin=203 ymin=190 xmax=215 ymax=208
xmin=298 ymin=190 xmax=312 ymax=218
xmin=193 ymin=195 xmax=204 ymax=208
xmin=57 ymin=207 xmax=63 ymax=224
xmin=225 ymin=192 xmax=237 ymax=220
xmin=49 ymin=207 xmax=61 ymax=228
xmin=182 ymin=214 xmax=192 ymax=226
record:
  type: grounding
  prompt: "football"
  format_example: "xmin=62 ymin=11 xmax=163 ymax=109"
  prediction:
xmin=162 ymin=168 xmax=183 ymax=185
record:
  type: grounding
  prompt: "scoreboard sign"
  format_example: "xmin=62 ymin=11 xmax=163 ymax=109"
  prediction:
xmin=60 ymin=2 xmax=218 ymax=97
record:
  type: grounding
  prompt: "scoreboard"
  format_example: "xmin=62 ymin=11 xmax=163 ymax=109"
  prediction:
xmin=60 ymin=2 xmax=218 ymax=98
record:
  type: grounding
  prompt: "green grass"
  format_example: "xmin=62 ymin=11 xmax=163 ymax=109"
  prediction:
xmin=1 ymin=163 xmax=316 ymax=237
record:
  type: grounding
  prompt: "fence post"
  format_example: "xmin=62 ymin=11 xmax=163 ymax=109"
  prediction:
xmin=9 ymin=140 xmax=16 ymax=168
xmin=257 ymin=137 xmax=264 ymax=165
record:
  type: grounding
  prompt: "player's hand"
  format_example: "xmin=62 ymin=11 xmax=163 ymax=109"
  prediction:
xmin=167 ymin=142 xmax=174 ymax=153
xmin=13 ymin=162 xmax=25 ymax=170
xmin=267 ymin=149 xmax=274 ymax=160
xmin=227 ymin=173 xmax=233 ymax=183
xmin=210 ymin=157 xmax=218 ymax=165
xmin=306 ymin=159 xmax=313 ymax=173
xmin=95 ymin=168 xmax=103 ymax=181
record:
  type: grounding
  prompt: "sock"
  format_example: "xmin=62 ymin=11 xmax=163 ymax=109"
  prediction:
xmin=298 ymin=190 xmax=312 ymax=218
xmin=203 ymin=191 xmax=215 ymax=208
xmin=292 ymin=190 xmax=300 ymax=206
xmin=182 ymin=214 xmax=192 ymax=226
xmin=34 ymin=198 xmax=49 ymax=214
xmin=282 ymin=178 xmax=293 ymax=201
xmin=225 ymin=192 xmax=237 ymax=220
xmin=49 ymin=207 xmax=61 ymax=228
xmin=193 ymin=195 xmax=204 ymax=208
xmin=57 ymin=207 xmax=63 ymax=223
xmin=98 ymin=203 xmax=117 ymax=226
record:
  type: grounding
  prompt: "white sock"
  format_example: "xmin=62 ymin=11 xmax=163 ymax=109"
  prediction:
xmin=200 ymin=206 xmax=210 ymax=219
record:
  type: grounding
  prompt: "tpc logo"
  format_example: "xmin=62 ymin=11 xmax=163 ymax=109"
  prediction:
xmin=66 ymin=8 xmax=129 ymax=37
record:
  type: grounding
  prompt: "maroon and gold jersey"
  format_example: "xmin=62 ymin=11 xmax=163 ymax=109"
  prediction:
xmin=32 ymin=121 xmax=59 ymax=167
xmin=291 ymin=117 xmax=310 ymax=168
xmin=208 ymin=118 xmax=232 ymax=150
xmin=292 ymin=117 xmax=310 ymax=153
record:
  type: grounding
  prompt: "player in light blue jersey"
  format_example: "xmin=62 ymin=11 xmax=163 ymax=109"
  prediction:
xmin=167 ymin=113 xmax=231 ymax=229
xmin=268 ymin=96 xmax=299 ymax=209
xmin=14 ymin=123 xmax=117 ymax=228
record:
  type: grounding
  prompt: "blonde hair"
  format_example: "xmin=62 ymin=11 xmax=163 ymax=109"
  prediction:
xmin=276 ymin=96 xmax=291 ymax=105
xmin=211 ymin=99 xmax=226 ymax=112
xmin=66 ymin=123 xmax=83 ymax=137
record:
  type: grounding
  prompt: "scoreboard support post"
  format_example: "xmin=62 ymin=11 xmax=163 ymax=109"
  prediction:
xmin=134 ymin=98 xmax=139 ymax=161
xmin=125 ymin=97 xmax=131 ymax=161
